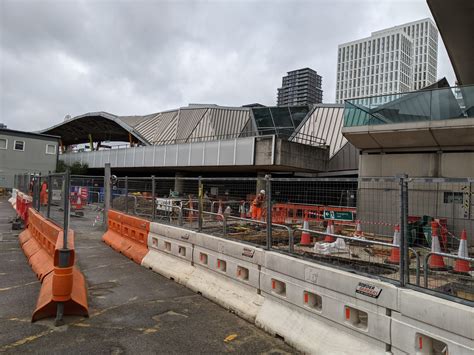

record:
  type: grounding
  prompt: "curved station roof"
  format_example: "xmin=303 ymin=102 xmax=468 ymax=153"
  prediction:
xmin=41 ymin=104 xmax=348 ymax=159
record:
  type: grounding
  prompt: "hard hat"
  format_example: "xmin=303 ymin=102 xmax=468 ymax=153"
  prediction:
xmin=260 ymin=190 xmax=265 ymax=194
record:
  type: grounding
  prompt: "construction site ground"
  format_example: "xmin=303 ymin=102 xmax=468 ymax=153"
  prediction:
xmin=0 ymin=198 xmax=295 ymax=354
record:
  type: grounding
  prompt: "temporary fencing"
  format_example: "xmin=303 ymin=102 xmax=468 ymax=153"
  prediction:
xmin=100 ymin=174 xmax=473 ymax=303
xmin=97 ymin=172 xmax=474 ymax=353
xmin=12 ymin=171 xmax=89 ymax=323
xmin=13 ymin=172 xmax=106 ymax=229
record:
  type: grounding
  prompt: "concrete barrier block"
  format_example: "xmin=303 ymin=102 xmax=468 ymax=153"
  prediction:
xmin=194 ymin=232 xmax=264 ymax=265
xmin=391 ymin=311 xmax=474 ymax=355
xmin=264 ymin=251 xmax=399 ymax=311
xmin=260 ymin=267 xmax=392 ymax=344
xmin=187 ymin=265 xmax=264 ymax=323
xmin=148 ymin=232 xmax=193 ymax=263
xmin=255 ymin=297 xmax=386 ymax=354
xmin=399 ymin=288 xmax=474 ymax=340
xmin=193 ymin=245 xmax=260 ymax=291
xmin=149 ymin=222 xmax=197 ymax=244
xmin=141 ymin=249 xmax=194 ymax=286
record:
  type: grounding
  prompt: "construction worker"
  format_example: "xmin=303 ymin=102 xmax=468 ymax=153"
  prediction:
xmin=40 ymin=181 xmax=48 ymax=206
xmin=252 ymin=190 xmax=266 ymax=221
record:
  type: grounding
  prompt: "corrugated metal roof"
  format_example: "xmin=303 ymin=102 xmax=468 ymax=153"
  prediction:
xmin=209 ymin=108 xmax=251 ymax=138
xmin=153 ymin=110 xmax=179 ymax=144
xmin=292 ymin=104 xmax=346 ymax=158
xmin=188 ymin=110 xmax=216 ymax=142
xmin=134 ymin=113 xmax=162 ymax=143
xmin=175 ymin=108 xmax=208 ymax=142
xmin=119 ymin=115 xmax=150 ymax=127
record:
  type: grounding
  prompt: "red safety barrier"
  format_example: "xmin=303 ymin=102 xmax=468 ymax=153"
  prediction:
xmin=272 ymin=203 xmax=357 ymax=226
xmin=102 ymin=209 xmax=149 ymax=264
xmin=15 ymin=191 xmax=33 ymax=225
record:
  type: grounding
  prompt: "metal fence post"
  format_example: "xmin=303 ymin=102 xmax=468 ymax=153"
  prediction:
xmin=198 ymin=176 xmax=203 ymax=232
xmin=402 ymin=176 xmax=409 ymax=285
xmin=151 ymin=175 xmax=156 ymax=221
xmin=47 ymin=174 xmax=52 ymax=219
xmin=398 ymin=173 xmax=408 ymax=287
xmin=265 ymin=174 xmax=272 ymax=250
xmin=55 ymin=169 xmax=71 ymax=326
xmin=124 ymin=176 xmax=128 ymax=214
xmin=104 ymin=163 xmax=111 ymax=229
xmin=37 ymin=173 xmax=42 ymax=211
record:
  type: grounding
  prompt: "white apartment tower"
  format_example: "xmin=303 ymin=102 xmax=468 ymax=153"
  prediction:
xmin=336 ymin=18 xmax=438 ymax=103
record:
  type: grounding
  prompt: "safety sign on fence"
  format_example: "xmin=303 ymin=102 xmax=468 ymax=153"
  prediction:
xmin=323 ymin=210 xmax=354 ymax=221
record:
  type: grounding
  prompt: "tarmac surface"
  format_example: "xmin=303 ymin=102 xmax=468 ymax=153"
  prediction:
xmin=0 ymin=198 xmax=295 ymax=354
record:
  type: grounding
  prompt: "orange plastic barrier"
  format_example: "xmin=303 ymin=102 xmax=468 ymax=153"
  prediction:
xmin=32 ymin=230 xmax=88 ymax=321
xmin=103 ymin=210 xmax=123 ymax=250
xmin=18 ymin=207 xmax=88 ymax=322
xmin=121 ymin=214 xmax=149 ymax=263
xmin=102 ymin=209 xmax=149 ymax=264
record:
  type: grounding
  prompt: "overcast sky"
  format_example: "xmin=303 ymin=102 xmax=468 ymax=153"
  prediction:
xmin=1 ymin=0 xmax=455 ymax=131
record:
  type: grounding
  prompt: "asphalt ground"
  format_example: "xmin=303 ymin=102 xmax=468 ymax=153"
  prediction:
xmin=0 ymin=198 xmax=295 ymax=354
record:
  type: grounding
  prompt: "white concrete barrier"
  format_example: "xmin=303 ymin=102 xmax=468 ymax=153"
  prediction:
xmin=142 ymin=248 xmax=195 ymax=285
xmin=264 ymin=251 xmax=399 ymax=311
xmin=255 ymin=297 xmax=385 ymax=354
xmin=139 ymin=222 xmax=473 ymax=354
xmin=390 ymin=289 xmax=474 ymax=354
xmin=143 ymin=225 xmax=264 ymax=322
xmin=260 ymin=265 xmax=392 ymax=348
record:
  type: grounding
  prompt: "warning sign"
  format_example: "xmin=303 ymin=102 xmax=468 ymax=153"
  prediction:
xmin=356 ymin=282 xmax=382 ymax=299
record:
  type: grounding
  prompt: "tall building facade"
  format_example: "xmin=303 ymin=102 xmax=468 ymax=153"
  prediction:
xmin=277 ymin=68 xmax=323 ymax=106
xmin=336 ymin=18 xmax=438 ymax=103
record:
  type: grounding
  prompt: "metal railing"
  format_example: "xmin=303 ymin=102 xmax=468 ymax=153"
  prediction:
xmin=62 ymin=129 xmax=327 ymax=155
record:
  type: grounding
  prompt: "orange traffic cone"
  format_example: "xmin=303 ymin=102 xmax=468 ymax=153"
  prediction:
xmin=301 ymin=218 xmax=311 ymax=245
xmin=324 ymin=220 xmax=336 ymax=243
xmin=429 ymin=222 xmax=447 ymax=270
xmin=386 ymin=225 xmax=400 ymax=264
xmin=453 ymin=230 xmax=471 ymax=274
xmin=354 ymin=220 xmax=363 ymax=237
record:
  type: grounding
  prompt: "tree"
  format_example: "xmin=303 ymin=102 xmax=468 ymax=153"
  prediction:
xmin=56 ymin=161 xmax=89 ymax=175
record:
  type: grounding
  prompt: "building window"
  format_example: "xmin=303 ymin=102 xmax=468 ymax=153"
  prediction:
xmin=14 ymin=140 xmax=25 ymax=151
xmin=46 ymin=144 xmax=57 ymax=155
xmin=0 ymin=138 xmax=7 ymax=150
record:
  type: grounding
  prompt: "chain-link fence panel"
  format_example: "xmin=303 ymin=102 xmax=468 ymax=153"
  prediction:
xmin=407 ymin=178 xmax=474 ymax=301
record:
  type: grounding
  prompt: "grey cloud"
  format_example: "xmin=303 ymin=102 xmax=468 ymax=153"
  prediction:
xmin=0 ymin=0 xmax=455 ymax=132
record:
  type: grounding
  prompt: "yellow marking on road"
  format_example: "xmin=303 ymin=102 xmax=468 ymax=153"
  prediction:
xmin=0 ymin=330 xmax=53 ymax=351
xmin=8 ymin=317 xmax=30 ymax=323
xmin=0 ymin=280 xmax=38 ymax=292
